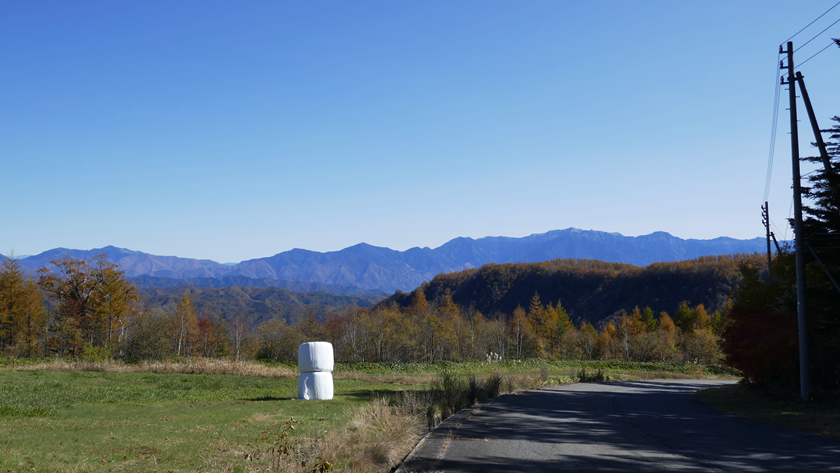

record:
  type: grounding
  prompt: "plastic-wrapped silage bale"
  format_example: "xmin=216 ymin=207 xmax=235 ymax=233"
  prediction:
xmin=298 ymin=371 xmax=334 ymax=400
xmin=298 ymin=341 xmax=334 ymax=373
xmin=297 ymin=341 xmax=334 ymax=400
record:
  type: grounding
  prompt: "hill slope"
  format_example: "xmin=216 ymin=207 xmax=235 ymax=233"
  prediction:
xmin=379 ymin=253 xmax=766 ymax=328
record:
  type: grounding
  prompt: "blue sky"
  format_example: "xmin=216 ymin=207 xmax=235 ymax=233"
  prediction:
xmin=2 ymin=1 xmax=839 ymax=263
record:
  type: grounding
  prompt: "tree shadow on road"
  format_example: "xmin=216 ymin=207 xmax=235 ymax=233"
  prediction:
xmin=403 ymin=380 xmax=840 ymax=472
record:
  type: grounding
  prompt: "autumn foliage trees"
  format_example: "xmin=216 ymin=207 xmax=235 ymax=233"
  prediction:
xmin=37 ymin=255 xmax=138 ymax=356
xmin=0 ymin=256 xmax=47 ymax=357
xmin=1 ymin=252 xmax=736 ymax=366
xmin=250 ymin=293 xmax=726 ymax=365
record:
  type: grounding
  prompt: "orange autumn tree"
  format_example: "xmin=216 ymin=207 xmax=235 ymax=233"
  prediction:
xmin=38 ymin=254 xmax=138 ymax=357
xmin=172 ymin=293 xmax=200 ymax=356
xmin=0 ymin=255 xmax=47 ymax=357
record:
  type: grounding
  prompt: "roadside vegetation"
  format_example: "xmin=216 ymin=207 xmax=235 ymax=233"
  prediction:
xmin=697 ymin=383 xmax=840 ymax=440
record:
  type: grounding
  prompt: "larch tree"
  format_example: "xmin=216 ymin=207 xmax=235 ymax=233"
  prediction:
xmin=173 ymin=293 xmax=200 ymax=356
xmin=537 ymin=301 xmax=560 ymax=358
xmin=553 ymin=300 xmax=573 ymax=343
xmin=655 ymin=312 xmax=679 ymax=361
xmin=642 ymin=307 xmax=657 ymax=332
xmin=409 ymin=287 xmax=429 ymax=316
xmin=527 ymin=292 xmax=548 ymax=356
xmin=38 ymin=255 xmax=137 ymax=356
xmin=598 ymin=322 xmax=618 ymax=360
xmin=509 ymin=306 xmax=531 ymax=359
xmin=578 ymin=322 xmax=599 ymax=360
xmin=615 ymin=310 xmax=635 ymax=360
xmin=673 ymin=302 xmax=694 ymax=334
xmin=228 ymin=310 xmax=249 ymax=361
xmin=0 ymin=255 xmax=47 ymax=357
xmin=691 ymin=304 xmax=711 ymax=331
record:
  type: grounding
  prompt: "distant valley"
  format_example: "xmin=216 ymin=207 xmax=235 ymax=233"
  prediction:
xmin=5 ymin=228 xmax=767 ymax=294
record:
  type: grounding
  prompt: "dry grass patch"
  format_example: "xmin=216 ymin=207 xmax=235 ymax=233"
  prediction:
xmin=10 ymin=358 xmax=296 ymax=377
xmin=235 ymin=399 xmax=425 ymax=473
xmin=319 ymin=398 xmax=425 ymax=473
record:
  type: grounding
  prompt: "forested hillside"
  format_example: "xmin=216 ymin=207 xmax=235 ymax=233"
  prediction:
xmin=138 ymin=286 xmax=383 ymax=327
xmin=382 ymin=254 xmax=765 ymax=328
xmin=132 ymin=275 xmax=371 ymax=296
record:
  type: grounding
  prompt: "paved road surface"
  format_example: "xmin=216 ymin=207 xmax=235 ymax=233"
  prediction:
xmin=400 ymin=380 xmax=840 ymax=472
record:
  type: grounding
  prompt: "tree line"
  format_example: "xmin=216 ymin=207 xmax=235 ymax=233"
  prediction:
xmin=0 ymin=252 xmax=727 ymax=365
xmin=724 ymin=117 xmax=840 ymax=396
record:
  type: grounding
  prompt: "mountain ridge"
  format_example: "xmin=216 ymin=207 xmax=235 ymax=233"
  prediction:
xmin=4 ymin=228 xmax=768 ymax=293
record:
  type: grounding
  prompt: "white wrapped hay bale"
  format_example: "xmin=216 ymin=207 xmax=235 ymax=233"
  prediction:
xmin=298 ymin=341 xmax=334 ymax=373
xmin=298 ymin=371 xmax=334 ymax=400
xmin=297 ymin=342 xmax=335 ymax=401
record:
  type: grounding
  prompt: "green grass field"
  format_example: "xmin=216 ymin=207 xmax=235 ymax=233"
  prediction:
xmin=0 ymin=369 xmax=421 ymax=472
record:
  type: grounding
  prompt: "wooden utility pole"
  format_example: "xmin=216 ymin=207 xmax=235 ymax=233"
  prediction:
xmin=796 ymin=72 xmax=835 ymax=179
xmin=782 ymin=41 xmax=810 ymax=401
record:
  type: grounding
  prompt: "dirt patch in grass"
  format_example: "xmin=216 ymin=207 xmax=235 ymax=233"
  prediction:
xmin=696 ymin=384 xmax=840 ymax=440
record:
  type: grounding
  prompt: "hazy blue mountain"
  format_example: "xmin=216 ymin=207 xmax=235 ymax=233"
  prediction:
xmin=225 ymin=243 xmax=462 ymax=292
xmin=437 ymin=229 xmax=767 ymax=268
xmin=13 ymin=246 xmax=230 ymax=279
xmin=5 ymin=228 xmax=767 ymax=293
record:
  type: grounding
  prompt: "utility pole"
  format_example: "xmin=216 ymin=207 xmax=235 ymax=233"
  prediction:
xmin=796 ymin=72 xmax=835 ymax=180
xmin=796 ymin=71 xmax=840 ymax=222
xmin=771 ymin=232 xmax=782 ymax=254
xmin=762 ymin=202 xmax=772 ymax=275
xmin=782 ymin=41 xmax=810 ymax=401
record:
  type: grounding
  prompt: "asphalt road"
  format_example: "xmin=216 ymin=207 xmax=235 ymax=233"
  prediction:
xmin=400 ymin=380 xmax=840 ymax=472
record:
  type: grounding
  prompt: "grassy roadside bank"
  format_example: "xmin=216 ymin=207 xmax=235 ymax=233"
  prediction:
xmin=696 ymin=384 xmax=840 ymax=440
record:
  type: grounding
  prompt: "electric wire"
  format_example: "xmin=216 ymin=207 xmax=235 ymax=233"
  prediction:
xmin=796 ymin=40 xmax=839 ymax=69
xmin=784 ymin=1 xmax=840 ymax=43
xmin=764 ymin=53 xmax=783 ymax=203
xmin=771 ymin=219 xmax=785 ymax=239
xmin=794 ymin=17 xmax=840 ymax=52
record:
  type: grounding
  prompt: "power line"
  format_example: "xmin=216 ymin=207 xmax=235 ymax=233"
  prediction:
xmin=770 ymin=218 xmax=785 ymax=238
xmin=794 ymin=17 xmax=840 ymax=52
xmin=764 ymin=53 xmax=783 ymax=203
xmin=784 ymin=1 xmax=840 ymax=43
xmin=797 ymin=40 xmax=839 ymax=69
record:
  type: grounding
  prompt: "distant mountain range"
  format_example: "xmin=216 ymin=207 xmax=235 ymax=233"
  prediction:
xmin=4 ymin=228 xmax=767 ymax=293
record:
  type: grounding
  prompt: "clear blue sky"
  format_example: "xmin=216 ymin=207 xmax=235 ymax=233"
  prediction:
xmin=2 ymin=1 xmax=839 ymax=263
